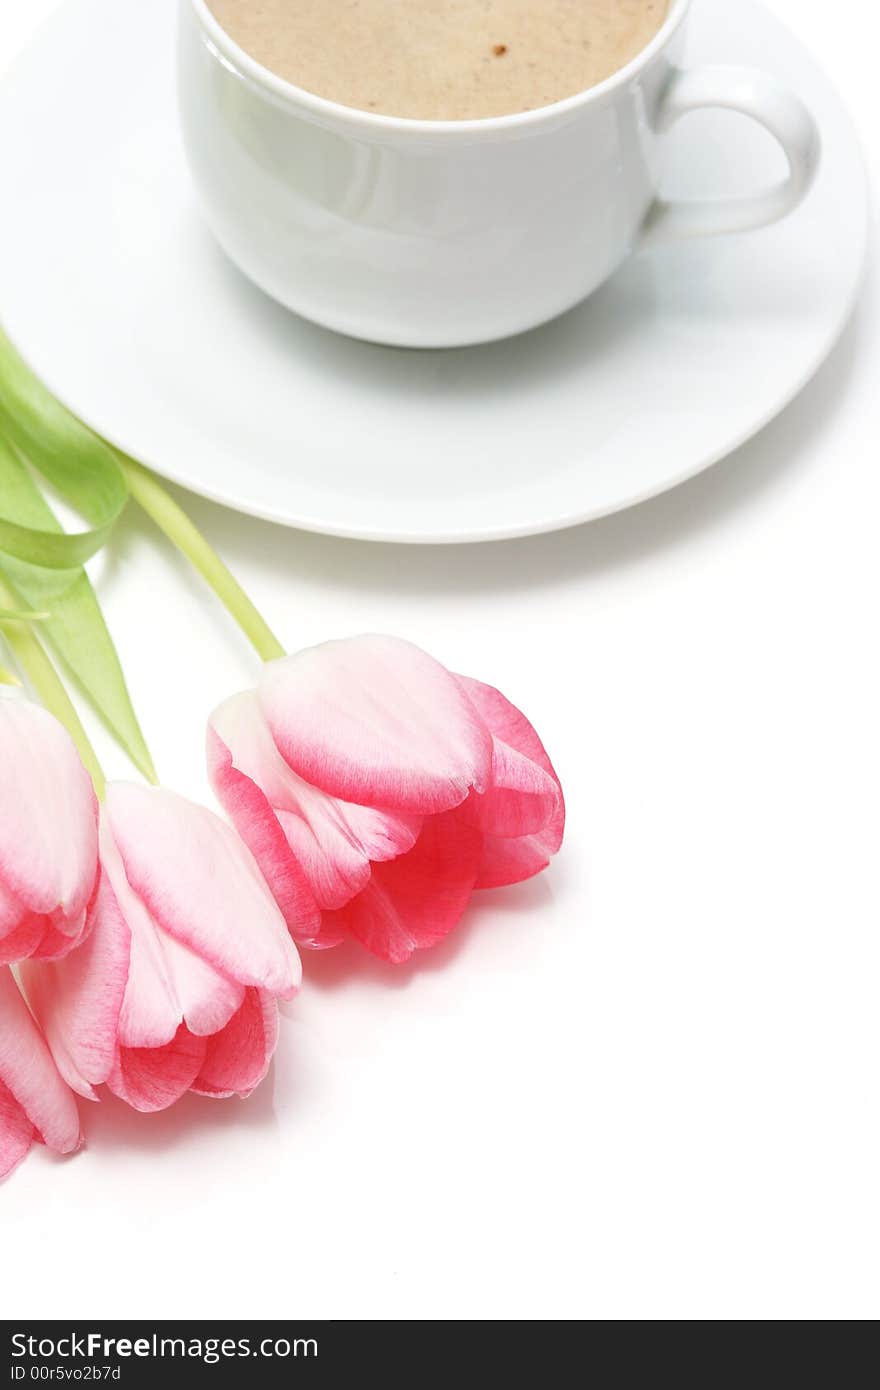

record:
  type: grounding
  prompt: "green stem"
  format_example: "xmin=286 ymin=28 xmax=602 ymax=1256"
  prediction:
xmin=119 ymin=458 xmax=285 ymax=664
xmin=0 ymin=573 xmax=107 ymax=798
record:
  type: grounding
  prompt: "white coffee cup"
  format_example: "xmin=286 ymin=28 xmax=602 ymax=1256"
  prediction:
xmin=179 ymin=0 xmax=820 ymax=348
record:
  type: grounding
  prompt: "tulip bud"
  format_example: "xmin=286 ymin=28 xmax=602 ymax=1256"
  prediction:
xmin=23 ymin=784 xmax=300 ymax=1113
xmin=209 ymin=635 xmax=564 ymax=964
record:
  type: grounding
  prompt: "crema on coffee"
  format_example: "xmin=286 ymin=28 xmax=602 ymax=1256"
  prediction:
xmin=206 ymin=0 xmax=670 ymax=121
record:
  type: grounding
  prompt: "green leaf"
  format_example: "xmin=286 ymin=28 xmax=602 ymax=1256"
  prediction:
xmin=0 ymin=664 xmax=21 ymax=686
xmin=0 ymin=504 xmax=116 ymax=569
xmin=0 ymin=608 xmax=48 ymax=621
xmin=0 ymin=439 xmax=157 ymax=782
xmin=0 ymin=329 xmax=129 ymax=568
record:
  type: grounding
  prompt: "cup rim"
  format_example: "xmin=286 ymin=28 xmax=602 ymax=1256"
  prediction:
xmin=188 ymin=0 xmax=691 ymax=138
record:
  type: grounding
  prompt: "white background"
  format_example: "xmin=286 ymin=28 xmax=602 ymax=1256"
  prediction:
xmin=1 ymin=0 xmax=877 ymax=1321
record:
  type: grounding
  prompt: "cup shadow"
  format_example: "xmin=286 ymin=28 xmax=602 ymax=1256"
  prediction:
xmin=204 ymin=222 xmax=657 ymax=406
xmin=161 ymin=291 xmax=866 ymax=603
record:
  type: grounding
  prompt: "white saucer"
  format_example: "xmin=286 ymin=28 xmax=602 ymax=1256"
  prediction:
xmin=0 ymin=0 xmax=867 ymax=544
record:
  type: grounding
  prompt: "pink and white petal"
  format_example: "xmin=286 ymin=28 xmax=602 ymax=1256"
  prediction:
xmin=108 ymin=1027 xmax=208 ymax=1113
xmin=273 ymin=808 xmax=372 ymax=911
xmin=22 ymin=869 xmax=131 ymax=1097
xmin=96 ymin=821 xmax=183 ymax=1051
xmin=325 ymin=813 xmax=482 ymax=964
xmin=26 ymin=908 xmax=90 ymax=964
xmin=208 ymin=710 xmax=321 ymax=942
xmin=0 ymin=1080 xmax=34 ymax=1180
xmin=321 ymin=888 xmax=415 ymax=965
xmin=259 ymin=636 xmax=493 ymax=815
xmin=160 ymin=930 xmax=245 ymax=1039
xmin=28 ymin=864 xmax=101 ymax=965
xmin=454 ymin=675 xmax=565 ymax=881
xmin=474 ymin=822 xmax=565 ymax=890
xmin=0 ymin=901 xmax=92 ymax=970
xmin=210 ymin=691 xmax=306 ymax=813
xmin=106 ymin=783 xmax=300 ymax=1000
xmin=0 ymin=700 xmax=98 ymax=919
xmin=274 ymin=793 xmax=421 ymax=912
xmin=0 ymin=871 xmax=89 ymax=968
xmin=453 ymin=675 xmax=561 ymax=781
xmin=283 ymin=790 xmax=421 ymax=911
xmin=459 ymin=739 xmax=562 ymax=840
xmin=0 ymin=967 xmax=81 ymax=1156
xmin=0 ymin=876 xmax=24 ymax=936
xmin=192 ymin=989 xmax=278 ymax=1099
xmin=211 ymin=692 xmax=422 ymax=911
xmin=0 ymin=912 xmax=46 ymax=968
xmin=335 ymin=798 xmax=423 ymax=867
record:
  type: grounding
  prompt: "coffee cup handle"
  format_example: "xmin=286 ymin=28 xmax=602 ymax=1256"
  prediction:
xmin=641 ymin=66 xmax=820 ymax=245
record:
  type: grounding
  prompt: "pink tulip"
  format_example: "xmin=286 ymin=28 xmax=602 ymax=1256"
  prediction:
xmin=208 ymin=635 xmax=564 ymax=964
xmin=0 ymin=698 xmax=99 ymax=966
xmin=0 ymin=966 xmax=81 ymax=1180
xmin=23 ymin=783 xmax=300 ymax=1113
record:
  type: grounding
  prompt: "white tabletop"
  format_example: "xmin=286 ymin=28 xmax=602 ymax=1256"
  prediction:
xmin=1 ymin=0 xmax=877 ymax=1322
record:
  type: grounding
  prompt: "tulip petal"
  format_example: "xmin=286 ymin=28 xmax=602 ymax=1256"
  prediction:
xmin=0 ymin=701 xmax=98 ymax=920
xmin=116 ymin=889 xmax=187 ymax=1050
xmin=459 ymin=739 xmax=562 ymax=839
xmin=109 ymin=1026 xmax=208 ymax=1114
xmin=0 ymin=910 xmax=45 ymax=968
xmin=454 ymin=676 xmax=565 ymax=887
xmin=454 ymin=675 xmax=559 ymax=776
xmin=105 ymin=783 xmax=300 ymax=1000
xmin=210 ymin=691 xmax=422 ymax=919
xmin=0 ymin=876 xmax=24 ymax=934
xmin=207 ymin=708 xmax=321 ymax=941
xmin=100 ymin=807 xmax=259 ymax=1045
xmin=159 ymin=933 xmax=246 ymax=1040
xmin=0 ymin=1079 xmax=34 ymax=1180
xmin=22 ymin=869 xmax=131 ymax=1097
xmin=473 ymin=826 xmax=566 ymax=890
xmin=259 ymin=636 xmax=493 ymax=815
xmin=24 ymin=908 xmax=90 ymax=964
xmin=275 ymin=796 xmax=422 ymax=911
xmin=274 ymin=808 xmax=371 ymax=910
xmin=193 ymin=989 xmax=278 ymax=1098
xmin=0 ymin=967 xmax=81 ymax=1159
xmin=324 ymin=812 xmax=482 ymax=964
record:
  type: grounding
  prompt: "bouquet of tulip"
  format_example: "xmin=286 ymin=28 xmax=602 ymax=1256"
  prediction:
xmin=0 ymin=332 xmax=564 ymax=1180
